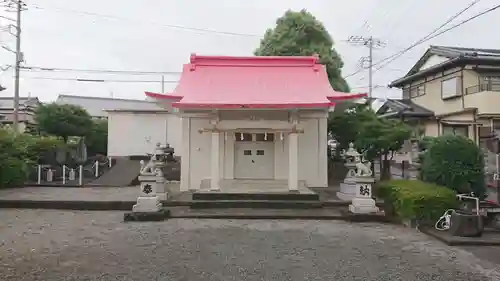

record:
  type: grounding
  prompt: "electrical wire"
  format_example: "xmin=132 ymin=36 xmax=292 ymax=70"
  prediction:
xmin=372 ymin=2 xmax=498 ymax=74
xmin=20 ymin=76 xmax=179 ymax=83
xmin=30 ymin=3 xmax=260 ymax=37
xmin=343 ymin=0 xmax=486 ymax=79
xmin=20 ymin=66 xmax=181 ymax=76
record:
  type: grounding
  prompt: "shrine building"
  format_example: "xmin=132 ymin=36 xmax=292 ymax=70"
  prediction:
xmin=147 ymin=54 xmax=365 ymax=192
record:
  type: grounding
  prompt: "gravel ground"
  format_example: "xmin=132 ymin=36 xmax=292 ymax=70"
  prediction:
xmin=1 ymin=210 xmax=500 ymax=281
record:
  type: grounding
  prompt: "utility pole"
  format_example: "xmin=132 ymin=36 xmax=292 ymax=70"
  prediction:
xmin=2 ymin=0 xmax=25 ymax=134
xmin=347 ymin=36 xmax=386 ymax=98
xmin=12 ymin=0 xmax=23 ymax=134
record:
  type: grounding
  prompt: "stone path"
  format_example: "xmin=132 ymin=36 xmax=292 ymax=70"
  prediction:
xmin=1 ymin=209 xmax=500 ymax=281
xmin=0 ymin=186 xmax=139 ymax=201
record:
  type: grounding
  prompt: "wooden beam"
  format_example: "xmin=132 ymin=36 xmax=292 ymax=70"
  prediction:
xmin=198 ymin=126 xmax=304 ymax=134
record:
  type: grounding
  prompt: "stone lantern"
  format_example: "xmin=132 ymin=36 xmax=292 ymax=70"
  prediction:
xmin=337 ymin=143 xmax=361 ymax=201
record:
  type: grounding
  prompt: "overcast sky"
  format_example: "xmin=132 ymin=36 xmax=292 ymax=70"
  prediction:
xmin=0 ymin=0 xmax=499 ymax=102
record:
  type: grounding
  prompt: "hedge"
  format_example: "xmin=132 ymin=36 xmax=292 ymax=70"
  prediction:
xmin=376 ymin=180 xmax=459 ymax=224
xmin=420 ymin=134 xmax=485 ymax=198
xmin=0 ymin=127 xmax=65 ymax=188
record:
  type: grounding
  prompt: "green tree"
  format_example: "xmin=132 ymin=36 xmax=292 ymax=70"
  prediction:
xmin=254 ymin=9 xmax=350 ymax=92
xmin=86 ymin=119 xmax=108 ymax=156
xmin=0 ymin=127 xmax=64 ymax=188
xmin=329 ymin=103 xmax=412 ymax=179
xmin=420 ymin=134 xmax=486 ymax=198
xmin=35 ymin=103 xmax=93 ymax=142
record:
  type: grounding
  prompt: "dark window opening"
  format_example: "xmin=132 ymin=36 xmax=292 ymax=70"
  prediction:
xmin=255 ymin=133 xmax=274 ymax=142
xmin=243 ymin=150 xmax=252 ymax=155
xmin=235 ymin=133 xmax=253 ymax=141
xmin=442 ymin=124 xmax=469 ymax=137
xmin=256 ymin=150 xmax=265 ymax=155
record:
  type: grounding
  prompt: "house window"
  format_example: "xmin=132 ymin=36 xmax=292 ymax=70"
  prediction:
xmin=442 ymin=124 xmax=468 ymax=137
xmin=402 ymin=88 xmax=410 ymax=99
xmin=481 ymin=75 xmax=500 ymax=83
xmin=441 ymin=77 xmax=461 ymax=99
xmin=480 ymin=75 xmax=500 ymax=92
xmin=409 ymin=85 xmax=425 ymax=98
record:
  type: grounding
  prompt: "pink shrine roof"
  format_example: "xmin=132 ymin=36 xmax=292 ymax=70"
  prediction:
xmin=146 ymin=54 xmax=366 ymax=109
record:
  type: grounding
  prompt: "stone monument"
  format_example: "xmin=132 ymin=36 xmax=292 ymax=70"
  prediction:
xmin=337 ymin=143 xmax=361 ymax=201
xmin=349 ymin=154 xmax=380 ymax=214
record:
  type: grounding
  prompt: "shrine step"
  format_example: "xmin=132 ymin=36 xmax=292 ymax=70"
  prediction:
xmin=191 ymin=192 xmax=319 ymax=201
xmin=190 ymin=200 xmax=324 ymax=209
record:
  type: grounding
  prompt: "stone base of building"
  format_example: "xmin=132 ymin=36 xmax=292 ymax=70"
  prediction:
xmin=349 ymin=198 xmax=380 ymax=214
xmin=132 ymin=196 xmax=162 ymax=213
xmin=124 ymin=208 xmax=171 ymax=222
xmin=336 ymin=182 xmax=356 ymax=201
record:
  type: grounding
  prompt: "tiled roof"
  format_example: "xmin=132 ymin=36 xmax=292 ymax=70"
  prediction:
xmin=146 ymin=54 xmax=366 ymax=109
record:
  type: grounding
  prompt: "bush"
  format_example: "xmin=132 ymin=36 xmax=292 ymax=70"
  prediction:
xmin=420 ymin=134 xmax=486 ymax=198
xmin=0 ymin=128 xmax=30 ymax=188
xmin=0 ymin=128 xmax=65 ymax=188
xmin=376 ymin=180 xmax=459 ymax=224
xmin=0 ymin=157 xmax=29 ymax=188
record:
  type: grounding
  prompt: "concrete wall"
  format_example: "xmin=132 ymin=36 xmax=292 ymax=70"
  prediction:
xmin=180 ymin=109 xmax=328 ymax=191
xmin=107 ymin=111 xmax=181 ymax=157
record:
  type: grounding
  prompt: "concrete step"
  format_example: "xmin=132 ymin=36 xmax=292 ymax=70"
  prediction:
xmin=192 ymin=192 xmax=319 ymax=201
xmin=190 ymin=200 xmax=324 ymax=209
xmin=169 ymin=207 xmax=392 ymax=222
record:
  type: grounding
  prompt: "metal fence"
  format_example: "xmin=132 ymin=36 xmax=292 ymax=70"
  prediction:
xmin=27 ymin=157 xmax=114 ymax=186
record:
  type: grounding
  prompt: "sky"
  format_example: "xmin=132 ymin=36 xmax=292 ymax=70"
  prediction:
xmin=0 ymin=0 xmax=499 ymax=102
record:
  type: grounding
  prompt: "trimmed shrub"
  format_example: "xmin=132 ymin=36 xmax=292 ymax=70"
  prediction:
xmin=0 ymin=128 xmax=65 ymax=188
xmin=420 ymin=134 xmax=486 ymax=198
xmin=376 ymin=180 xmax=459 ymax=224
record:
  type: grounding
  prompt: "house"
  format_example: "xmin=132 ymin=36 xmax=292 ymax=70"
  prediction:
xmin=0 ymin=96 xmax=40 ymax=132
xmin=55 ymin=94 xmax=181 ymax=157
xmin=389 ymin=45 xmax=500 ymax=142
xmin=146 ymin=54 xmax=364 ymax=192
xmin=389 ymin=45 xmax=500 ymax=193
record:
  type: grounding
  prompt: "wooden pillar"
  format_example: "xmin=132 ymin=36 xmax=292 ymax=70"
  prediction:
xmin=288 ymin=132 xmax=299 ymax=191
xmin=210 ymin=132 xmax=220 ymax=191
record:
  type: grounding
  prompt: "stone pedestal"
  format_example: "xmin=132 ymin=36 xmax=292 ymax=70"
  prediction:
xmin=337 ymin=143 xmax=361 ymax=201
xmin=337 ymin=177 xmax=356 ymax=201
xmin=132 ymin=175 xmax=162 ymax=213
xmin=155 ymin=176 xmax=168 ymax=201
xmin=349 ymin=177 xmax=379 ymax=214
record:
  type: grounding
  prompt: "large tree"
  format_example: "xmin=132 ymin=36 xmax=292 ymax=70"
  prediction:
xmin=254 ymin=9 xmax=350 ymax=92
xmin=328 ymin=103 xmax=412 ymax=179
xmin=85 ymin=119 xmax=108 ymax=156
xmin=35 ymin=103 xmax=93 ymax=142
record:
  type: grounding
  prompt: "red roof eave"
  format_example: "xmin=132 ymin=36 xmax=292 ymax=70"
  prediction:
xmin=171 ymin=102 xmax=336 ymax=109
xmin=145 ymin=91 xmax=183 ymax=100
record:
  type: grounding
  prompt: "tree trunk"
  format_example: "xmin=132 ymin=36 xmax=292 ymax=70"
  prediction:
xmin=380 ymin=155 xmax=392 ymax=181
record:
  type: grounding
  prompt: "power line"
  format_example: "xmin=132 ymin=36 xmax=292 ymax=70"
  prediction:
xmin=31 ymin=3 xmax=260 ymax=38
xmin=20 ymin=76 xmax=179 ymax=83
xmin=346 ymin=36 xmax=386 ymax=98
xmin=373 ymin=1 xmax=496 ymax=73
xmin=343 ymin=0 xmax=484 ymax=79
xmin=20 ymin=66 xmax=181 ymax=76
